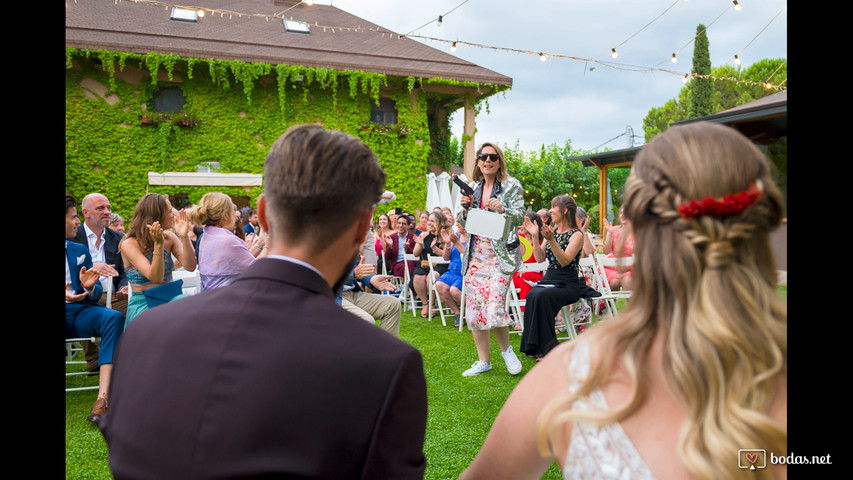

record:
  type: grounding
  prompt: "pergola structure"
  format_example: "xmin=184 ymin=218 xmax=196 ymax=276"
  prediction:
xmin=567 ymin=90 xmax=788 ymax=236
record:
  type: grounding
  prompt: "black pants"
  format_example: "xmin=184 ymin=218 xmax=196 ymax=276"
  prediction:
xmin=519 ymin=268 xmax=584 ymax=358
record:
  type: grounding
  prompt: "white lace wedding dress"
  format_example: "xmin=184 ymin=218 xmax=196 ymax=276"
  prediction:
xmin=562 ymin=339 xmax=657 ymax=479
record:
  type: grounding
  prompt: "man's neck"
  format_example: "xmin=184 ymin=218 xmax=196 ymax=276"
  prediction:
xmin=85 ymin=221 xmax=105 ymax=237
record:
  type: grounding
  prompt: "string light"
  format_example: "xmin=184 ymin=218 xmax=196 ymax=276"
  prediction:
xmin=437 ymin=15 xmax=442 ymax=26
xmin=73 ymin=0 xmax=785 ymax=92
xmin=733 ymin=1 xmax=741 ymax=11
xmin=611 ymin=48 xmax=617 ymax=59
xmin=197 ymin=9 xmax=204 ymax=17
xmin=451 ymin=41 xmax=457 ymax=52
xmin=683 ymin=73 xmax=689 ymax=83
xmin=734 ymin=54 xmax=740 ymax=65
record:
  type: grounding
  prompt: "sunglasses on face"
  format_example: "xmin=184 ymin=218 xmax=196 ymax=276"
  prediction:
xmin=478 ymin=153 xmax=500 ymax=162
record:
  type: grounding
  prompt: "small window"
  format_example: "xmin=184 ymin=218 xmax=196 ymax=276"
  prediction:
xmin=170 ymin=194 xmax=191 ymax=210
xmin=284 ymin=19 xmax=310 ymax=34
xmin=197 ymin=161 xmax=221 ymax=173
xmin=170 ymin=7 xmax=198 ymax=23
xmin=153 ymin=87 xmax=186 ymax=113
xmin=370 ymin=98 xmax=398 ymax=125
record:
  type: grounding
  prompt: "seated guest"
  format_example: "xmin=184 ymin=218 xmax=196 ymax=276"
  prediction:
xmin=339 ymin=254 xmax=403 ymax=337
xmin=602 ymin=205 xmax=635 ymax=292
xmin=512 ymin=212 xmax=545 ymax=318
xmin=109 ymin=213 xmax=125 ymax=234
xmin=190 ymin=192 xmax=268 ymax=290
xmin=519 ymin=195 xmax=600 ymax=361
xmin=243 ymin=208 xmax=261 ymax=236
xmin=435 ymin=221 xmax=467 ymax=328
xmin=100 ymin=124 xmax=428 ymax=478
xmin=459 ymin=121 xmax=787 ymax=480
xmin=119 ymin=193 xmax=196 ymax=327
xmin=411 ymin=211 xmax=450 ymax=318
xmin=382 ymin=214 xmax=417 ymax=278
xmin=65 ymin=194 xmax=124 ymax=423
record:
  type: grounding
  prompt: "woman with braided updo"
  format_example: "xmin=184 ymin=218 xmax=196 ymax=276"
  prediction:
xmin=460 ymin=122 xmax=787 ymax=480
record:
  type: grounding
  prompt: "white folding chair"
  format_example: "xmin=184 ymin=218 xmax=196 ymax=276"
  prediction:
xmin=66 ymin=278 xmax=115 ymax=392
xmin=457 ymin=280 xmax=466 ymax=332
xmin=402 ymin=253 xmax=420 ymax=316
xmin=593 ymin=253 xmax=633 ymax=314
xmin=506 ymin=261 xmax=548 ymax=334
xmin=426 ymin=255 xmax=453 ymax=326
xmin=172 ymin=268 xmax=201 ymax=295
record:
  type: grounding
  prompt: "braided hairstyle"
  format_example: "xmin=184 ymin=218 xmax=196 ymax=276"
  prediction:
xmin=537 ymin=122 xmax=786 ymax=479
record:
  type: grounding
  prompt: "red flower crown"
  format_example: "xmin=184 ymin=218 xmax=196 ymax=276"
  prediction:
xmin=677 ymin=182 xmax=764 ymax=220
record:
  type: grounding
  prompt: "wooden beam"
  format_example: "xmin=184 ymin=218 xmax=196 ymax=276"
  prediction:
xmin=463 ymin=96 xmax=476 ymax=180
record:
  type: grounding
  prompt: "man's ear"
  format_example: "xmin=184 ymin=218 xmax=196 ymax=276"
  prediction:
xmin=352 ymin=207 xmax=375 ymax=248
xmin=257 ymin=194 xmax=269 ymax=232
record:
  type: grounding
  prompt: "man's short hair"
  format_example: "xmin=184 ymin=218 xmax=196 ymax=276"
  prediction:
xmin=264 ymin=124 xmax=386 ymax=253
xmin=66 ymin=193 xmax=77 ymax=213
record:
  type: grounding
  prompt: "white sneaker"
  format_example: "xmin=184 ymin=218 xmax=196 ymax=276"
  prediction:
xmin=462 ymin=360 xmax=492 ymax=377
xmin=501 ymin=345 xmax=523 ymax=375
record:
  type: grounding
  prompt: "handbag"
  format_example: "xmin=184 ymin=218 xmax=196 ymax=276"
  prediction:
xmin=142 ymin=279 xmax=184 ymax=309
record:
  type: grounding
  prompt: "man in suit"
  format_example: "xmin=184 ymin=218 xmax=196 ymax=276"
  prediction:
xmin=65 ymin=194 xmax=125 ymax=423
xmin=100 ymin=124 xmax=429 ymax=479
xmin=382 ymin=214 xmax=417 ymax=278
xmin=74 ymin=193 xmax=128 ymax=372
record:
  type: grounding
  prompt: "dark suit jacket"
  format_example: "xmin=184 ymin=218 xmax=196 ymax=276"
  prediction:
xmin=100 ymin=257 xmax=428 ymax=479
xmin=74 ymin=225 xmax=127 ymax=292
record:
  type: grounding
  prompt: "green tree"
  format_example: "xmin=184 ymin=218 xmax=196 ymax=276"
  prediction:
xmin=643 ymin=57 xmax=786 ymax=142
xmin=688 ymin=24 xmax=713 ymax=118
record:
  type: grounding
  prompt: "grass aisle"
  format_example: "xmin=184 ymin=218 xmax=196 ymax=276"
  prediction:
xmin=66 ymin=309 xmax=564 ymax=479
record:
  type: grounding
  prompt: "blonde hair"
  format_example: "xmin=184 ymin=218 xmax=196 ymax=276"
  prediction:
xmin=536 ymin=122 xmax=786 ymax=479
xmin=189 ymin=192 xmax=234 ymax=228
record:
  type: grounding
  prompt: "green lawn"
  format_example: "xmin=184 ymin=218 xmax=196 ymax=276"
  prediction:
xmin=67 ymin=286 xmax=786 ymax=478
xmin=66 ymin=306 xmax=572 ymax=479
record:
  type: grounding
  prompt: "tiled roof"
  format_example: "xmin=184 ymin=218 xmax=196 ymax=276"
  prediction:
xmin=66 ymin=0 xmax=512 ymax=86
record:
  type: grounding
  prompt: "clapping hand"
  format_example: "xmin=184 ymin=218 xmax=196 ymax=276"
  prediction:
xmin=579 ymin=215 xmax=591 ymax=233
xmin=541 ymin=223 xmax=555 ymax=241
xmin=172 ymin=209 xmax=191 ymax=238
xmin=147 ymin=221 xmax=164 ymax=245
xmin=522 ymin=216 xmax=539 ymax=238
xmin=353 ymin=255 xmax=375 ymax=279
xmin=66 ymin=281 xmax=87 ymax=303
xmin=91 ymin=262 xmax=119 ymax=278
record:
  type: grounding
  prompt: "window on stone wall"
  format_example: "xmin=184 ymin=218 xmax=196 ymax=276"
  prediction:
xmin=370 ymin=98 xmax=398 ymax=125
xmin=153 ymin=86 xmax=186 ymax=113
xmin=170 ymin=194 xmax=190 ymax=210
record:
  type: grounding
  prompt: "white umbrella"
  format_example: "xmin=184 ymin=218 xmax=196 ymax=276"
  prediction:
xmin=449 ymin=173 xmax=470 ymax=220
xmin=425 ymin=172 xmax=441 ymax=211
xmin=436 ymin=172 xmax=453 ymax=210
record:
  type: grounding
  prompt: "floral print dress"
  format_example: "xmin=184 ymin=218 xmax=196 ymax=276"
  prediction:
xmin=463 ymin=235 xmax=515 ymax=330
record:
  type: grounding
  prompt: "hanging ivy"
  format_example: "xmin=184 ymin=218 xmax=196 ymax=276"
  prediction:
xmin=65 ymin=47 xmax=509 ymax=220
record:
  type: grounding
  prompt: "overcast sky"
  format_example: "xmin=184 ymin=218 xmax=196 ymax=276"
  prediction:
xmin=327 ymin=0 xmax=787 ymax=153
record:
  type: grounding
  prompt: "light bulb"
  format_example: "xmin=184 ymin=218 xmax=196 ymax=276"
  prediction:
xmin=611 ymin=48 xmax=618 ymax=59
xmin=683 ymin=74 xmax=689 ymax=84
xmin=539 ymin=53 xmax=547 ymax=62
xmin=437 ymin=15 xmax=442 ymax=26
xmin=734 ymin=54 xmax=740 ymax=65
xmin=765 ymin=82 xmax=772 ymax=89
xmin=733 ymin=1 xmax=741 ymax=11
xmin=197 ymin=9 xmax=205 ymax=17
xmin=451 ymin=42 xmax=457 ymax=52
xmin=671 ymin=53 xmax=677 ymax=63
xmin=304 ymin=0 xmax=314 ymax=5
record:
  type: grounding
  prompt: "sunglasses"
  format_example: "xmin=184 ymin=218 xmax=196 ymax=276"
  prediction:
xmin=477 ymin=153 xmax=500 ymax=162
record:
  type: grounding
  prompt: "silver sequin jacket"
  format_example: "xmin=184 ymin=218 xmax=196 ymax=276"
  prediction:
xmin=459 ymin=176 xmax=525 ymax=276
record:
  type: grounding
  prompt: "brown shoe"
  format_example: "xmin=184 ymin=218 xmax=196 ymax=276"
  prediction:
xmin=86 ymin=358 xmax=100 ymax=374
xmin=87 ymin=396 xmax=108 ymax=423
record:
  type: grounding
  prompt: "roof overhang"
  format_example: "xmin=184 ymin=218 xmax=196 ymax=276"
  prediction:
xmin=147 ymin=172 xmax=263 ymax=187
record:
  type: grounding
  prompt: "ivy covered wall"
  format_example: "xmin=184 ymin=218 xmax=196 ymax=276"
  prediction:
xmin=66 ymin=48 xmax=496 ymax=221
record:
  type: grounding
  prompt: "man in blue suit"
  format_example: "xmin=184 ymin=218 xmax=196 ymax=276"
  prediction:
xmin=65 ymin=194 xmax=124 ymax=423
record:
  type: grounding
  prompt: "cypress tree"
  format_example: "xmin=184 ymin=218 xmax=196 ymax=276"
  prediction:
xmin=688 ymin=23 xmax=713 ymax=118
